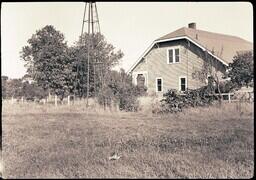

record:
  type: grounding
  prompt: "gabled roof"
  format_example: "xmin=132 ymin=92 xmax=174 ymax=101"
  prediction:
xmin=157 ymin=27 xmax=252 ymax=64
xmin=128 ymin=26 xmax=252 ymax=73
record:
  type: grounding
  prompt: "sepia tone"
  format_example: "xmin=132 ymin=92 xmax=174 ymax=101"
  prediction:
xmin=1 ymin=2 xmax=254 ymax=179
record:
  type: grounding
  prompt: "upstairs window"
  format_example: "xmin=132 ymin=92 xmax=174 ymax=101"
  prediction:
xmin=175 ymin=49 xmax=179 ymax=62
xmin=168 ymin=49 xmax=173 ymax=63
xmin=167 ymin=48 xmax=180 ymax=64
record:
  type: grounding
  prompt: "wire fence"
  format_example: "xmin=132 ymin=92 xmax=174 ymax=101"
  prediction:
xmin=2 ymin=89 xmax=254 ymax=107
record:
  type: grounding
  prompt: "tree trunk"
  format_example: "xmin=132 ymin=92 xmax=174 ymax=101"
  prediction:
xmin=215 ymin=75 xmax=222 ymax=106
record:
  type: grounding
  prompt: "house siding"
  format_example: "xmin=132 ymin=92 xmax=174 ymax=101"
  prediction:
xmin=132 ymin=39 xmax=226 ymax=95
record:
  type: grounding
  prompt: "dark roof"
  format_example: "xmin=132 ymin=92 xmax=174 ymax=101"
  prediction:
xmin=157 ymin=27 xmax=253 ymax=64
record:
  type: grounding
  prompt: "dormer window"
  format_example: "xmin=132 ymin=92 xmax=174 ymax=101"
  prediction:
xmin=167 ymin=47 xmax=180 ymax=64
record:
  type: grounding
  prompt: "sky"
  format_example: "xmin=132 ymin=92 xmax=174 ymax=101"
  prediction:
xmin=1 ymin=2 xmax=253 ymax=79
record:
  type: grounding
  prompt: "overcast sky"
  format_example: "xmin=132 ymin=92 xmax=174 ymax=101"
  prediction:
xmin=1 ymin=2 xmax=253 ymax=79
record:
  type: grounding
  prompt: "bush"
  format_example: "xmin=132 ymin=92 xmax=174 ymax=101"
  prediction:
xmin=96 ymin=69 xmax=141 ymax=112
xmin=157 ymin=86 xmax=217 ymax=113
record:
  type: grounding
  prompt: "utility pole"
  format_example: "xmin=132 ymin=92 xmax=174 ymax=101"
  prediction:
xmin=78 ymin=1 xmax=101 ymax=107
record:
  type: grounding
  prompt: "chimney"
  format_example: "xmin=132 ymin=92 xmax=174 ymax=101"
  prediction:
xmin=188 ymin=22 xmax=196 ymax=29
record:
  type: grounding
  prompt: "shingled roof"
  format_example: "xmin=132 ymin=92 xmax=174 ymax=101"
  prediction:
xmin=128 ymin=24 xmax=252 ymax=73
xmin=157 ymin=26 xmax=252 ymax=64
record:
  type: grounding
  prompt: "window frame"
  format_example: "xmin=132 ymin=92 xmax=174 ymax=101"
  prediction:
xmin=167 ymin=46 xmax=180 ymax=64
xmin=132 ymin=71 xmax=148 ymax=88
xmin=179 ymin=76 xmax=187 ymax=92
xmin=156 ymin=77 xmax=163 ymax=92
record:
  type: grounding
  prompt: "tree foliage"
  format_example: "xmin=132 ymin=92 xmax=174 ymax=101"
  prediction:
xmin=20 ymin=25 xmax=70 ymax=100
xmin=21 ymin=26 xmax=124 ymax=100
xmin=1 ymin=76 xmax=48 ymax=100
xmin=157 ymin=85 xmax=217 ymax=113
xmin=72 ymin=33 xmax=124 ymax=98
xmin=96 ymin=69 xmax=145 ymax=111
xmin=1 ymin=76 xmax=8 ymax=99
xmin=4 ymin=78 xmax=23 ymax=98
xmin=21 ymin=81 xmax=48 ymax=100
xmin=226 ymin=51 xmax=253 ymax=88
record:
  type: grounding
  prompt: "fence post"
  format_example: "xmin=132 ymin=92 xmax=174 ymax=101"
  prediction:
xmin=11 ymin=96 xmax=14 ymax=104
xmin=248 ymin=92 xmax=252 ymax=103
xmin=228 ymin=93 xmax=231 ymax=103
xmin=67 ymin=95 xmax=70 ymax=106
xmin=55 ymin=95 xmax=57 ymax=107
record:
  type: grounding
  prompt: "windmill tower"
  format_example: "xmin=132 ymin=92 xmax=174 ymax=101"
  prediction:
xmin=78 ymin=1 xmax=101 ymax=107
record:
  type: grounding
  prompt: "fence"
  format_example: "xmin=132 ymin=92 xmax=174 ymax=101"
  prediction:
xmin=3 ymin=89 xmax=254 ymax=106
xmin=216 ymin=91 xmax=254 ymax=103
xmin=3 ymin=95 xmax=80 ymax=106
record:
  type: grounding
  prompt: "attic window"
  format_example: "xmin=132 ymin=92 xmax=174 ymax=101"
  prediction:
xmin=167 ymin=47 xmax=180 ymax=64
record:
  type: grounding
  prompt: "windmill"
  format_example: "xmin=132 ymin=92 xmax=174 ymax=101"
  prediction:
xmin=76 ymin=1 xmax=101 ymax=107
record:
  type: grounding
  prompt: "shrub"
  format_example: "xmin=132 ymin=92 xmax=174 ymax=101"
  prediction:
xmin=157 ymin=86 xmax=217 ymax=113
xmin=96 ymin=69 xmax=141 ymax=112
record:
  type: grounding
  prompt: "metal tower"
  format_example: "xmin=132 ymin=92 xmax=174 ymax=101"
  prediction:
xmin=79 ymin=1 xmax=101 ymax=107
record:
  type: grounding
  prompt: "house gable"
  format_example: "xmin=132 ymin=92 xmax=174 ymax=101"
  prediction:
xmin=128 ymin=36 xmax=229 ymax=74
xmin=129 ymin=25 xmax=252 ymax=74
xmin=131 ymin=39 xmax=226 ymax=93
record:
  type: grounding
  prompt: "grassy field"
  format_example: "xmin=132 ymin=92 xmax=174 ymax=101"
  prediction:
xmin=1 ymin=100 xmax=254 ymax=178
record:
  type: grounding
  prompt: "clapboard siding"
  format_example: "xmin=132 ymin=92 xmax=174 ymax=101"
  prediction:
xmin=132 ymin=39 xmax=226 ymax=95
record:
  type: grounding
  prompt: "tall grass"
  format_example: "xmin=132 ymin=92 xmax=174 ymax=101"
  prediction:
xmin=1 ymin=100 xmax=254 ymax=178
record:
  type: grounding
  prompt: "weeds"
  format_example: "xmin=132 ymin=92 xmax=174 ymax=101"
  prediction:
xmin=2 ymin=101 xmax=254 ymax=178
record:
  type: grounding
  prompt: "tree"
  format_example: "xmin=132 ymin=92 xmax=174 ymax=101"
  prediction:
xmin=20 ymin=25 xmax=71 ymax=100
xmin=192 ymin=49 xmax=226 ymax=103
xmin=96 ymin=68 xmax=141 ymax=111
xmin=21 ymin=26 xmax=124 ymax=101
xmin=1 ymin=76 xmax=8 ymax=99
xmin=5 ymin=78 xmax=23 ymax=98
xmin=226 ymin=51 xmax=253 ymax=88
xmin=21 ymin=81 xmax=48 ymax=100
xmin=72 ymin=33 xmax=124 ymax=98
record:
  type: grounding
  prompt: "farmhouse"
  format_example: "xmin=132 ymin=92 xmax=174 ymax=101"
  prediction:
xmin=129 ymin=23 xmax=252 ymax=95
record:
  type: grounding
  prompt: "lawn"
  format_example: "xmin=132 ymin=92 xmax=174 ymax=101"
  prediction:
xmin=1 ymin=101 xmax=254 ymax=178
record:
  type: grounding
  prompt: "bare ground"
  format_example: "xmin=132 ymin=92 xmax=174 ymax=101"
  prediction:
xmin=1 ymin=101 xmax=254 ymax=178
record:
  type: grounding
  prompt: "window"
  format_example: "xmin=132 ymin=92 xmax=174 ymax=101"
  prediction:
xmin=167 ymin=48 xmax=180 ymax=64
xmin=168 ymin=49 xmax=173 ymax=63
xmin=133 ymin=71 xmax=148 ymax=88
xmin=136 ymin=74 xmax=145 ymax=88
xmin=156 ymin=78 xmax=163 ymax=92
xmin=175 ymin=49 xmax=179 ymax=62
xmin=179 ymin=77 xmax=187 ymax=92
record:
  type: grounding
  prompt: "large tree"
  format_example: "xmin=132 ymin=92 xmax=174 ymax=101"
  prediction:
xmin=226 ymin=51 xmax=253 ymax=88
xmin=71 ymin=32 xmax=124 ymax=98
xmin=21 ymin=25 xmax=71 ymax=100
xmin=21 ymin=26 xmax=124 ymax=100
